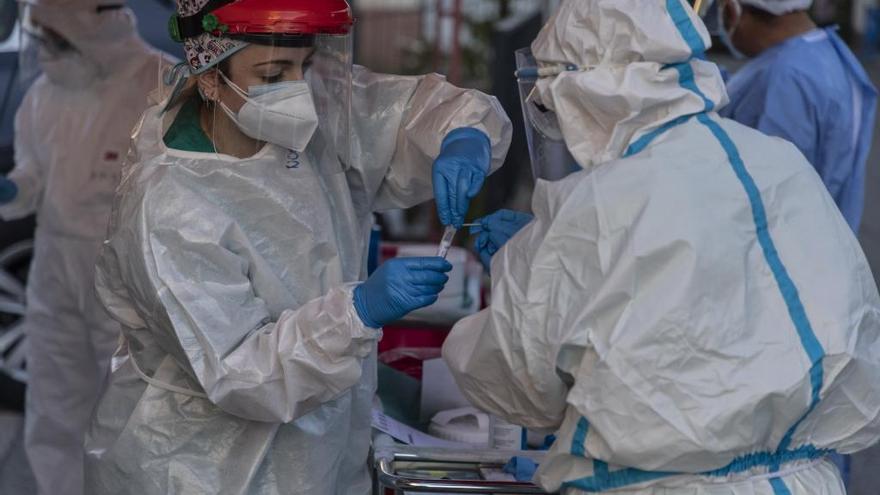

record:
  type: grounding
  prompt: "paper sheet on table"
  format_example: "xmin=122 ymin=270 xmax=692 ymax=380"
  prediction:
xmin=372 ymin=408 xmax=469 ymax=448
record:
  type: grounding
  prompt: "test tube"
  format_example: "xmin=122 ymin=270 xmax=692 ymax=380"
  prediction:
xmin=437 ymin=225 xmax=457 ymax=258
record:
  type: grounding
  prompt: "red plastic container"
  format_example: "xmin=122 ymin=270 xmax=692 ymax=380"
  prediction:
xmin=378 ymin=326 xmax=450 ymax=380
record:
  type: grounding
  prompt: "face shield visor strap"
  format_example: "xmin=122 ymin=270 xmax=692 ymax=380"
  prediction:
xmin=227 ymin=33 xmax=315 ymax=47
xmin=515 ymin=48 xmax=581 ymax=182
xmin=208 ymin=0 xmax=354 ymax=37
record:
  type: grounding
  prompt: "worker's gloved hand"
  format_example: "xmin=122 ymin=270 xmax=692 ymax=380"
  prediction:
xmin=0 ymin=177 xmax=17 ymax=205
xmin=354 ymin=257 xmax=453 ymax=328
xmin=471 ymin=209 xmax=534 ymax=271
xmin=433 ymin=127 xmax=492 ymax=229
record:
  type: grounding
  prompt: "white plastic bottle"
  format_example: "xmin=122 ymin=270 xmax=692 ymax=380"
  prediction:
xmin=490 ymin=415 xmax=524 ymax=450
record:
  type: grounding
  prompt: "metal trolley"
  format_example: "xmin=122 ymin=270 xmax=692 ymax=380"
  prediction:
xmin=373 ymin=445 xmax=551 ymax=494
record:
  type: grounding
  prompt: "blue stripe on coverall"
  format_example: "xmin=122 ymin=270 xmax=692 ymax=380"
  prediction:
xmin=561 ymin=2 xmax=825 ymax=493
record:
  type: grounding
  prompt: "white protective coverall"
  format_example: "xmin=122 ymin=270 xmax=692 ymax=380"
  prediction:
xmin=0 ymin=4 xmax=169 ymax=494
xmin=84 ymin=67 xmax=512 ymax=494
xmin=443 ymin=1 xmax=880 ymax=494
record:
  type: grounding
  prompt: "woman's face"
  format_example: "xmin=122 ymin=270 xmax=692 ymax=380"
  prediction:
xmin=219 ymin=44 xmax=314 ymax=113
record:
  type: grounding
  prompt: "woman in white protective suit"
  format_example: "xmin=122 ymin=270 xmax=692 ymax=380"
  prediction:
xmin=83 ymin=0 xmax=511 ymax=493
xmin=443 ymin=1 xmax=880 ymax=494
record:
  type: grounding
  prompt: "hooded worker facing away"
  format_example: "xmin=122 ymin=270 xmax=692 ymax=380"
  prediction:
xmin=444 ymin=1 xmax=880 ymax=493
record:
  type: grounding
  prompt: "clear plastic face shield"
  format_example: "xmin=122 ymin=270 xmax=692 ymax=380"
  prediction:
xmin=194 ymin=33 xmax=352 ymax=175
xmin=515 ymin=48 xmax=580 ymax=182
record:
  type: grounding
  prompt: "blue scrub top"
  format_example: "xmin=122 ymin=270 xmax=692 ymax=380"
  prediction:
xmin=721 ymin=28 xmax=878 ymax=232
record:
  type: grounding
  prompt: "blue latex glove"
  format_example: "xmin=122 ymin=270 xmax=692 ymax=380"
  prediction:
xmin=503 ymin=456 xmax=539 ymax=482
xmin=0 ymin=177 xmax=17 ymax=205
xmin=470 ymin=209 xmax=534 ymax=271
xmin=353 ymin=257 xmax=453 ymax=328
xmin=433 ymin=127 xmax=492 ymax=228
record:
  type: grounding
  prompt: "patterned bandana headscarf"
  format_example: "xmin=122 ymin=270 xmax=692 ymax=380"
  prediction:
xmin=176 ymin=0 xmax=246 ymax=74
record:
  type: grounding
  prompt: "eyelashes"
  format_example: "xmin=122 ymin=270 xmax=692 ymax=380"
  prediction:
xmin=262 ymin=66 xmax=306 ymax=83
xmin=262 ymin=74 xmax=284 ymax=84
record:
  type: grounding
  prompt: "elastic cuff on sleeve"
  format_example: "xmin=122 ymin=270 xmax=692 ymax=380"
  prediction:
xmin=346 ymin=283 xmax=383 ymax=332
xmin=441 ymin=127 xmax=491 ymax=151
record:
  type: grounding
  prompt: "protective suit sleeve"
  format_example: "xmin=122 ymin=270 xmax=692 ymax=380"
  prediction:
xmin=443 ymin=175 xmax=592 ymax=430
xmin=0 ymin=89 xmax=46 ymax=219
xmin=205 ymin=285 xmax=378 ymax=423
xmin=130 ymin=194 xmax=380 ymax=423
xmin=351 ymin=66 xmax=512 ymax=212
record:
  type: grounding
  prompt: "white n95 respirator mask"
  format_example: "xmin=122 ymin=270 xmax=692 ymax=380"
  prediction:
xmin=219 ymin=72 xmax=320 ymax=152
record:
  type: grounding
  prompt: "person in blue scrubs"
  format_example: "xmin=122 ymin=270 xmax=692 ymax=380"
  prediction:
xmin=716 ymin=0 xmax=878 ymax=231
